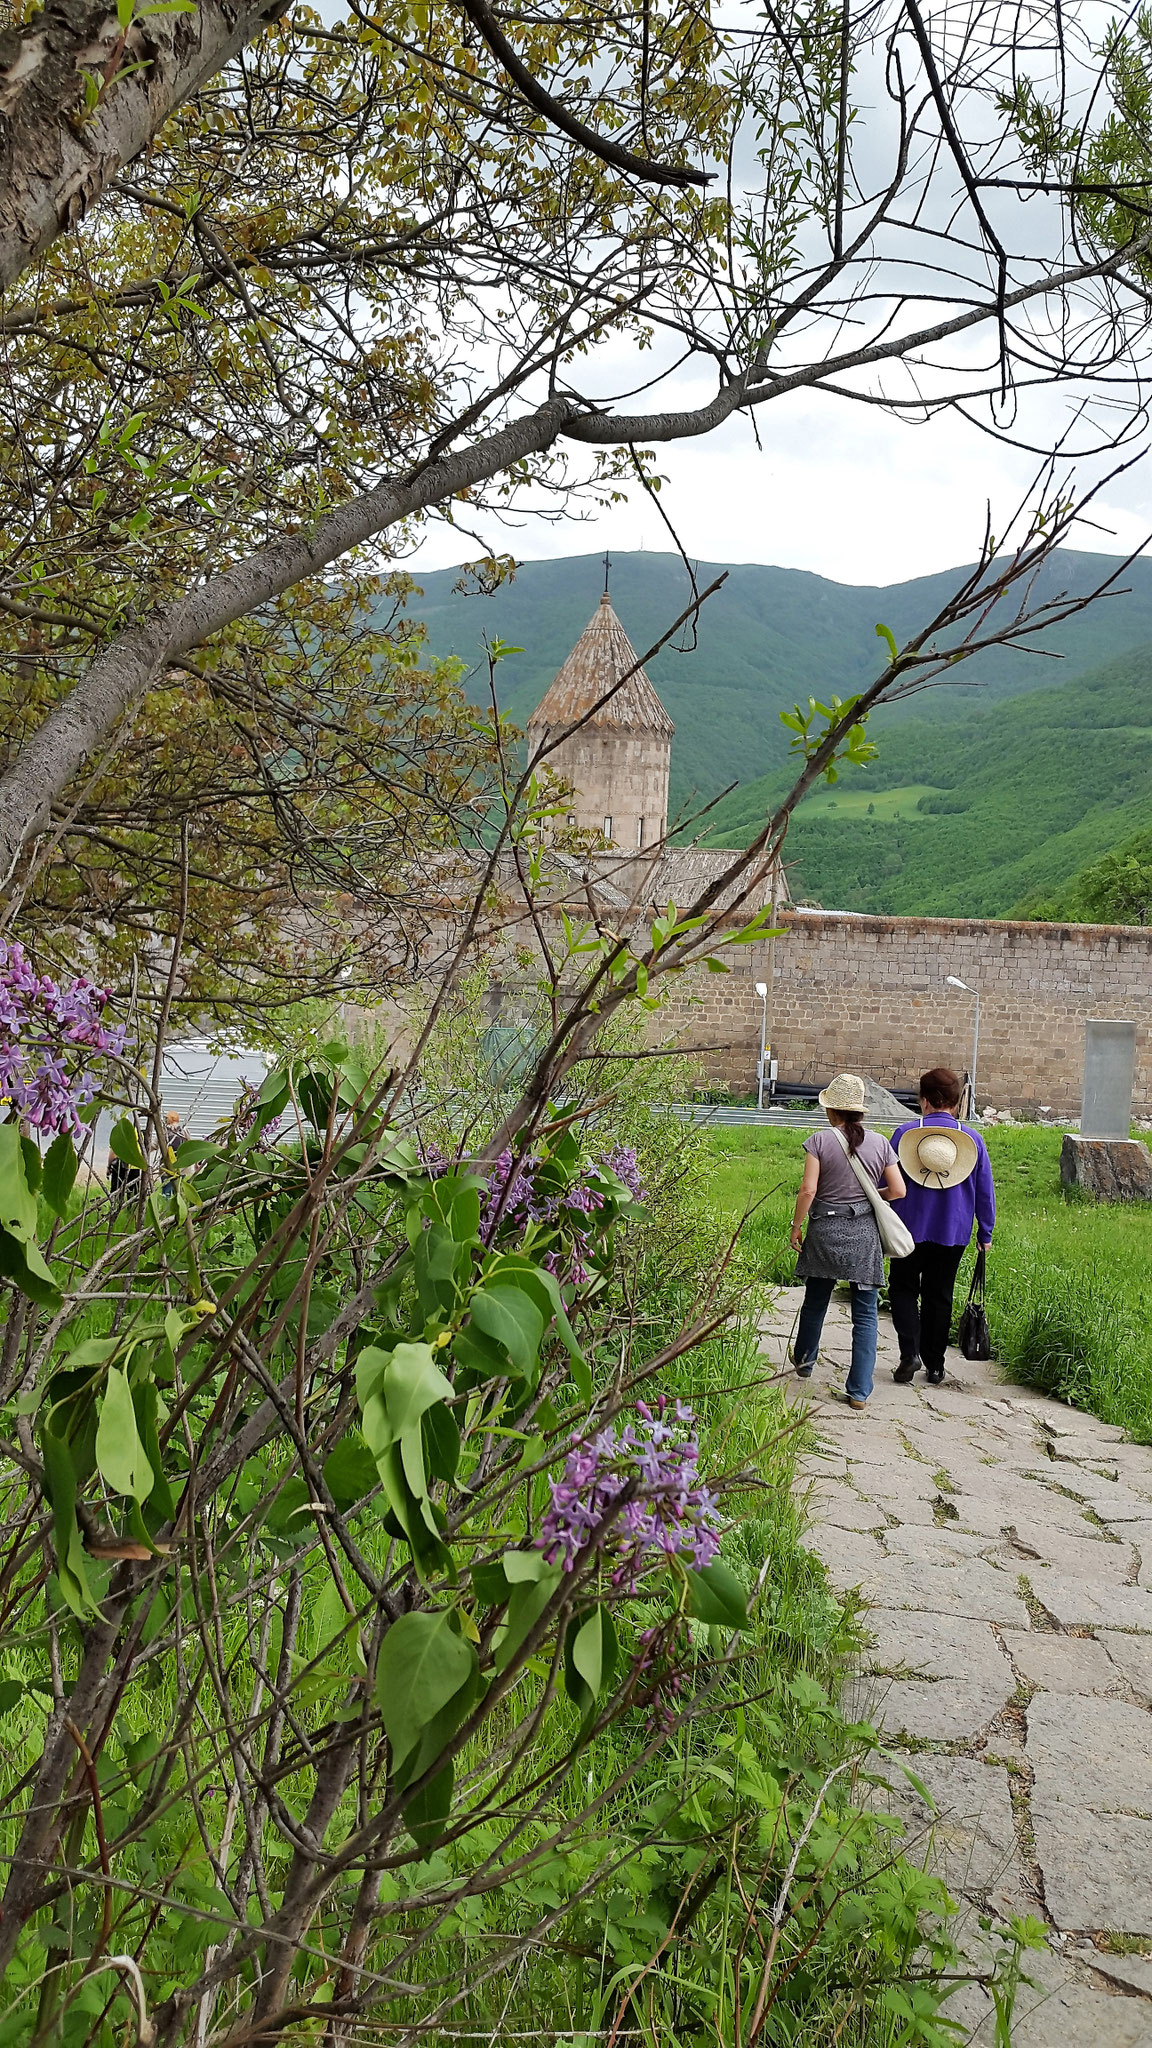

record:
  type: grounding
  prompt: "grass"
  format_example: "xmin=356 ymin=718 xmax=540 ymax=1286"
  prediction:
xmin=703 ymin=1123 xmax=1152 ymax=1441
xmin=797 ymin=782 xmax=942 ymax=821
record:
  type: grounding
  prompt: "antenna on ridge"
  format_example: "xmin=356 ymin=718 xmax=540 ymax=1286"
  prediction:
xmin=602 ymin=550 xmax=611 ymax=596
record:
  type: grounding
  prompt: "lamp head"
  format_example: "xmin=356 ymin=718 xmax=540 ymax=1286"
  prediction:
xmin=754 ymin=982 xmax=767 ymax=997
xmin=946 ymin=976 xmax=969 ymax=991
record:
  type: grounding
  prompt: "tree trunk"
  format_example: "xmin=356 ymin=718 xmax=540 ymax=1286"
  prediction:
xmin=0 ymin=0 xmax=287 ymax=294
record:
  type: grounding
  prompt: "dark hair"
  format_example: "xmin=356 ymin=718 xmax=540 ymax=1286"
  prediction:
xmin=920 ymin=1065 xmax=962 ymax=1110
xmin=828 ymin=1106 xmax=866 ymax=1154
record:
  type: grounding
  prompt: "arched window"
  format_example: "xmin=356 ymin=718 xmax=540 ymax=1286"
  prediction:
xmin=636 ymin=817 xmax=645 ymax=847
xmin=603 ymin=816 xmax=613 ymax=841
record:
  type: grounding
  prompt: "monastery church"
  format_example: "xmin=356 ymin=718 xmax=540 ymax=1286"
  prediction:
xmin=506 ymin=591 xmax=1152 ymax=1119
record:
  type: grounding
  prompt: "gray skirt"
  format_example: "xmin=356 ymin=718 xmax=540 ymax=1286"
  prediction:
xmin=795 ymin=1198 xmax=884 ymax=1288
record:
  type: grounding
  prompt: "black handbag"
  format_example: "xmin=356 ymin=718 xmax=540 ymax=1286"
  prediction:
xmin=957 ymin=1247 xmax=992 ymax=1361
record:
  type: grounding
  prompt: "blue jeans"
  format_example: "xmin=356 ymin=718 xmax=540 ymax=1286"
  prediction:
xmin=794 ymin=1278 xmax=879 ymax=1402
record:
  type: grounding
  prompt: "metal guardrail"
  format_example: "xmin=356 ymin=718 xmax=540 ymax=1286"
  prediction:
xmin=666 ymin=1104 xmax=834 ymax=1130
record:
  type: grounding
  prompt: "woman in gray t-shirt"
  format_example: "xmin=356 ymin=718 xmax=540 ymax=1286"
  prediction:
xmin=788 ymin=1073 xmax=905 ymax=1408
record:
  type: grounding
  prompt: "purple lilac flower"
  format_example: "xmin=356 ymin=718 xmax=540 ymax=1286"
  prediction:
xmin=602 ymin=1145 xmax=647 ymax=1202
xmin=231 ymin=1081 xmax=284 ymax=1151
xmin=418 ymin=1140 xmax=451 ymax=1178
xmin=0 ymin=941 xmax=124 ymax=1138
xmin=537 ymin=1398 xmax=721 ymax=1588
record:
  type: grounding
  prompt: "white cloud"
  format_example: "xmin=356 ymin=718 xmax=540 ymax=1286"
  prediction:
xmin=406 ymin=374 xmax=1152 ymax=584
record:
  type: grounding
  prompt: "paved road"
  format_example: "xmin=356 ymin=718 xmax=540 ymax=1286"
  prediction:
xmin=760 ymin=1288 xmax=1152 ymax=2045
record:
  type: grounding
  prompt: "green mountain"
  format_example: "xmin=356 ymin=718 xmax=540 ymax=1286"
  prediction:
xmin=404 ymin=547 xmax=1152 ymax=813
xmin=699 ymin=644 xmax=1152 ymax=917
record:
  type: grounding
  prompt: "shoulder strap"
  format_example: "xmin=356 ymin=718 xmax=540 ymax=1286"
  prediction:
xmin=831 ymin=1125 xmax=884 ymax=1212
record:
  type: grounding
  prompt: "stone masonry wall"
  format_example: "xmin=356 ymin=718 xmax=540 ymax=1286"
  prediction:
xmin=658 ymin=910 xmax=1152 ymax=1116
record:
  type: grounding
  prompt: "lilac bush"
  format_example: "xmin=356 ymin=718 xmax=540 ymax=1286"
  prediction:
xmin=0 ymin=940 xmax=124 ymax=1137
xmin=476 ymin=1141 xmax=645 ymax=1285
xmin=538 ymin=1398 xmax=722 ymax=1588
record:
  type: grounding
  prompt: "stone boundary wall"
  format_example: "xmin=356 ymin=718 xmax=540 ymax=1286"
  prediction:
xmin=659 ymin=911 xmax=1152 ymax=1116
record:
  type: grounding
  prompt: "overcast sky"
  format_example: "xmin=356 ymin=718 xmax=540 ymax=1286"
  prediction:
xmin=406 ymin=374 xmax=1152 ymax=585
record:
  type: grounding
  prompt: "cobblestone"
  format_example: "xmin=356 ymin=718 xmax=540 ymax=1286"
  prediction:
xmin=762 ymin=1285 xmax=1152 ymax=2041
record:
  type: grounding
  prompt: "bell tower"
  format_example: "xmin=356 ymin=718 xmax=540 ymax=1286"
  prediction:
xmin=525 ymin=594 xmax=674 ymax=850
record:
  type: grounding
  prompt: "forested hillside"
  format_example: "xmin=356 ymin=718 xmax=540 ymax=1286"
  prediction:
xmin=405 ymin=547 xmax=1152 ymax=811
xmin=700 ymin=645 xmax=1152 ymax=915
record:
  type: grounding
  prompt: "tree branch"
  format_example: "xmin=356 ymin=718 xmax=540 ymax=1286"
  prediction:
xmin=453 ymin=0 xmax=712 ymax=189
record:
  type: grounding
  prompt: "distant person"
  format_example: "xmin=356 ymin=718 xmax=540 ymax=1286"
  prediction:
xmin=789 ymin=1073 xmax=906 ymax=1410
xmin=107 ymin=1148 xmax=141 ymax=1204
xmin=888 ymin=1066 xmax=995 ymax=1387
xmin=161 ymin=1109 xmax=187 ymax=1194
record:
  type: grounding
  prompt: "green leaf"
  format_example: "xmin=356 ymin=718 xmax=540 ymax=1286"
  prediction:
xmin=19 ymin=1136 xmax=41 ymax=1193
xmin=132 ymin=1380 xmax=174 ymax=1523
xmin=263 ymin=1476 xmax=311 ymax=1537
xmin=0 ymin=1224 xmax=61 ymax=1308
xmin=0 ymin=1679 xmax=25 ymax=1714
xmin=564 ymin=1605 xmax=618 ymax=1721
xmin=422 ymin=1400 xmax=460 ymax=1484
xmin=684 ymin=1559 xmax=750 ymax=1631
xmin=469 ymin=1285 xmax=544 ymax=1379
xmin=42 ymin=1132 xmax=78 ymax=1217
xmin=95 ymin=1368 xmax=154 ymax=1502
xmin=413 ymin=1222 xmax=462 ymax=1319
xmin=875 ymin=621 xmax=899 ymax=664
xmin=483 ymin=1253 xmax=586 ymax=1392
xmin=503 ymin=1548 xmax=550 ymax=1584
xmin=109 ymin=1117 xmax=147 ymax=1170
xmin=323 ymin=1434 xmax=379 ymax=1511
xmin=382 ymin=1342 xmax=454 ymax=1443
xmin=495 ymin=1565 xmax=561 ymax=1673
xmin=451 ymin=1321 xmax=510 ymax=1383
xmin=41 ymin=1423 xmax=96 ymax=1617
xmin=404 ymin=1759 xmax=454 ymax=1855
xmin=354 ymin=1344 xmax=393 ymax=1409
xmin=0 ymin=1123 xmax=39 ymax=1241
xmin=376 ymin=1610 xmax=476 ymax=1777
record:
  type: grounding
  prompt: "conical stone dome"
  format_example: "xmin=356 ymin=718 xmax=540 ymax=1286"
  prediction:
xmin=527 ymin=595 xmax=675 ymax=739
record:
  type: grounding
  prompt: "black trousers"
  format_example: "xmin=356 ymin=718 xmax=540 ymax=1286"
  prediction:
xmin=888 ymin=1241 xmax=966 ymax=1372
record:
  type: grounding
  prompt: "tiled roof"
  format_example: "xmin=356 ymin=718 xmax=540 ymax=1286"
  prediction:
xmin=526 ymin=595 xmax=675 ymax=738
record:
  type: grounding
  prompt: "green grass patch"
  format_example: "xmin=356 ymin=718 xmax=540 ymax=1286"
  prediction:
xmin=704 ymin=1123 xmax=1152 ymax=1440
xmin=799 ymin=782 xmax=942 ymax=821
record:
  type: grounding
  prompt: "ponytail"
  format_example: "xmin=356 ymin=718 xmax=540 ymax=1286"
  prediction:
xmin=841 ymin=1113 xmax=866 ymax=1156
xmin=830 ymin=1107 xmax=867 ymax=1154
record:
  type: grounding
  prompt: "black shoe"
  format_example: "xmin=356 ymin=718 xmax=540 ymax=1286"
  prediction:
xmin=925 ymin=1365 xmax=945 ymax=1386
xmin=893 ymin=1355 xmax=922 ymax=1384
xmin=789 ymin=1351 xmax=815 ymax=1379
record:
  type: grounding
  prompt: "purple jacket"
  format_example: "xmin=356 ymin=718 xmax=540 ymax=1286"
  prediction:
xmin=890 ymin=1114 xmax=996 ymax=1248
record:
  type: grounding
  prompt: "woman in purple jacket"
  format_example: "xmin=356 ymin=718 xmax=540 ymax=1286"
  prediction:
xmin=888 ymin=1065 xmax=996 ymax=1386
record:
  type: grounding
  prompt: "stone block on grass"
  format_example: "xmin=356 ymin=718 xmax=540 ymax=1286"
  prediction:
xmin=1060 ymin=1133 xmax=1152 ymax=1201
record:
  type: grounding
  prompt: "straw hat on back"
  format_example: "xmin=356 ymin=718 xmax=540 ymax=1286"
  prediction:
xmin=897 ymin=1120 xmax=979 ymax=1189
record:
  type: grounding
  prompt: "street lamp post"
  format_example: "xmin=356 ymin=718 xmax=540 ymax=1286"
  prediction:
xmin=755 ymin=981 xmax=769 ymax=1111
xmin=946 ymin=975 xmax=980 ymax=1119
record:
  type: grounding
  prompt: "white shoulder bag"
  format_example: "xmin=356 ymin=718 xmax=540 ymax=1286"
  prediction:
xmin=831 ymin=1127 xmax=915 ymax=1260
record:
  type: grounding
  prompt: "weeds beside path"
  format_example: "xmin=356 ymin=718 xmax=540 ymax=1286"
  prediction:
xmin=706 ymin=1125 xmax=1152 ymax=1442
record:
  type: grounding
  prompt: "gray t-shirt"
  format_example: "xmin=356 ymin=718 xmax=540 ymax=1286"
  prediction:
xmin=803 ymin=1127 xmax=897 ymax=1202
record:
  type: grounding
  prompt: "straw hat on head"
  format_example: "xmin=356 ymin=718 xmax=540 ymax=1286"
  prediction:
xmin=817 ymin=1072 xmax=867 ymax=1113
xmin=897 ymin=1120 xmax=979 ymax=1188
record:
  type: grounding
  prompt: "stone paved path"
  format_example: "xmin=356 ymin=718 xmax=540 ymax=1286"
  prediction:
xmin=761 ymin=1286 xmax=1152 ymax=2045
